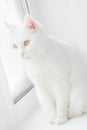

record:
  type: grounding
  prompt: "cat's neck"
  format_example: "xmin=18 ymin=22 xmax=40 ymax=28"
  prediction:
xmin=24 ymin=33 xmax=49 ymax=61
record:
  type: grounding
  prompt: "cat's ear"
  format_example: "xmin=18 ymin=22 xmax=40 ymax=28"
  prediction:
xmin=4 ymin=22 xmax=18 ymax=33
xmin=24 ymin=15 xmax=37 ymax=30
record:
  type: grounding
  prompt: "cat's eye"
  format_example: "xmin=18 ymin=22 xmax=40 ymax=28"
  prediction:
xmin=12 ymin=44 xmax=18 ymax=48
xmin=24 ymin=40 xmax=30 ymax=46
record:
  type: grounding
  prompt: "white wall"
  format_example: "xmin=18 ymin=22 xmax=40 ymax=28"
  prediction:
xmin=29 ymin=0 xmax=87 ymax=54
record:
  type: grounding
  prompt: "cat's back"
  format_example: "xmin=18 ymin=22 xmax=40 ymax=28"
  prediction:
xmin=47 ymin=34 xmax=71 ymax=56
xmin=46 ymin=35 xmax=71 ymax=66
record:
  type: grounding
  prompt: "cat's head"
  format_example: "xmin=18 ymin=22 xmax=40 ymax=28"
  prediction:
xmin=5 ymin=15 xmax=46 ymax=58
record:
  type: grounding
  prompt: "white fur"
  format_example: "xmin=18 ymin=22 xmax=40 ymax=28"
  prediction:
xmin=5 ymin=19 xmax=87 ymax=125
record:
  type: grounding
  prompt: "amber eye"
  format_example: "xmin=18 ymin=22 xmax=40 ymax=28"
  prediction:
xmin=24 ymin=40 xmax=30 ymax=46
xmin=12 ymin=44 xmax=18 ymax=48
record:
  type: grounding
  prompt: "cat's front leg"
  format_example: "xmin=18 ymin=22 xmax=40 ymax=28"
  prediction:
xmin=35 ymin=87 xmax=56 ymax=124
xmin=54 ymin=81 xmax=70 ymax=124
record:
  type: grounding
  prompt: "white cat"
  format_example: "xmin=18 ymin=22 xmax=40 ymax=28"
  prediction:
xmin=5 ymin=16 xmax=87 ymax=125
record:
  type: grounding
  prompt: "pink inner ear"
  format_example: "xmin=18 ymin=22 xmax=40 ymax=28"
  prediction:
xmin=24 ymin=16 xmax=37 ymax=30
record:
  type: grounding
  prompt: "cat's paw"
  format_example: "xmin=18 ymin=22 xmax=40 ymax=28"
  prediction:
xmin=54 ymin=116 xmax=67 ymax=125
xmin=68 ymin=108 xmax=83 ymax=119
xmin=50 ymin=116 xmax=67 ymax=125
xmin=68 ymin=109 xmax=75 ymax=118
xmin=49 ymin=117 xmax=56 ymax=124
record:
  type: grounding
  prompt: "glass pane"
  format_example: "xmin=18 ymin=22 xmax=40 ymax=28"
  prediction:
xmin=0 ymin=0 xmax=33 ymax=104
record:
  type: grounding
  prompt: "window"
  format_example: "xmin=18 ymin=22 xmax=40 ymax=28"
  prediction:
xmin=0 ymin=0 xmax=33 ymax=104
